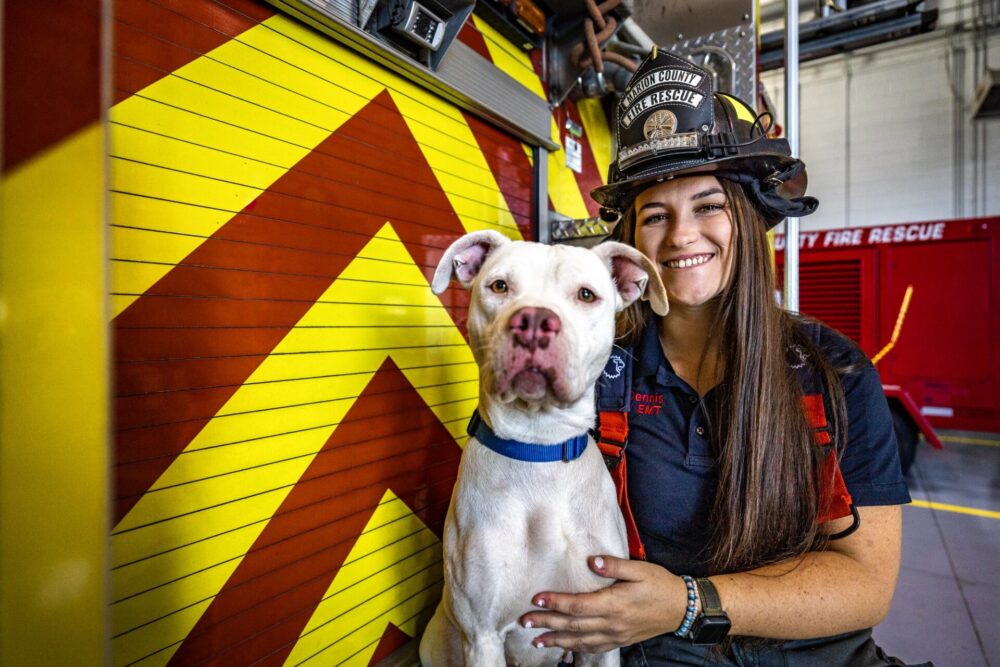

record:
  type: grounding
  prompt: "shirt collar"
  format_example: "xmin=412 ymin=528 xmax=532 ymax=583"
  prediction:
xmin=635 ymin=319 xmax=665 ymax=378
xmin=634 ymin=319 xmax=688 ymax=391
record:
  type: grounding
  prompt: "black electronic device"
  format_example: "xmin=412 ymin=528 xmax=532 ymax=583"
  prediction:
xmin=690 ymin=578 xmax=732 ymax=645
xmin=370 ymin=0 xmax=472 ymax=69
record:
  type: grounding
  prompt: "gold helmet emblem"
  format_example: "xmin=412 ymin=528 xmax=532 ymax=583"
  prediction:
xmin=643 ymin=109 xmax=678 ymax=140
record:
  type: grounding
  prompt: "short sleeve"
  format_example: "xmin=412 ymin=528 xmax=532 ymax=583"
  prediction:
xmin=837 ymin=357 xmax=912 ymax=507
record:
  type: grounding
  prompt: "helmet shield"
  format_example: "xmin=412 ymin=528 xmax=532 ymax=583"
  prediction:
xmin=591 ymin=49 xmax=818 ymax=228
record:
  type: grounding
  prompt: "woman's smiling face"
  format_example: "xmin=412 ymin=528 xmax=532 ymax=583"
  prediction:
xmin=633 ymin=175 xmax=736 ymax=309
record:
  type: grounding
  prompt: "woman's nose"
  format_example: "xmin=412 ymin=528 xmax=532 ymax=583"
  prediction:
xmin=665 ymin=214 xmax=699 ymax=248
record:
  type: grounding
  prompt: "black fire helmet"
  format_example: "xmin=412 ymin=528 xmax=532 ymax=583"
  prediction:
xmin=591 ymin=48 xmax=818 ymax=229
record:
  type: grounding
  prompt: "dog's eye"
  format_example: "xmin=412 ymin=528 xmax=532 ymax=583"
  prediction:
xmin=577 ymin=287 xmax=597 ymax=303
xmin=489 ymin=279 xmax=508 ymax=294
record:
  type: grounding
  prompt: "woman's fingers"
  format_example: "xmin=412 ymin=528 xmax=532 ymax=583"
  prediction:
xmin=589 ymin=554 xmax=645 ymax=581
xmin=520 ymin=611 xmax=605 ymax=633
xmin=531 ymin=630 xmax=618 ymax=654
xmin=530 ymin=589 xmax=605 ymax=617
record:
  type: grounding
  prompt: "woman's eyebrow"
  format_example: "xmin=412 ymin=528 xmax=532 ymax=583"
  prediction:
xmin=638 ymin=187 xmax=725 ymax=211
xmin=637 ymin=201 xmax=665 ymax=212
xmin=691 ymin=187 xmax=724 ymax=200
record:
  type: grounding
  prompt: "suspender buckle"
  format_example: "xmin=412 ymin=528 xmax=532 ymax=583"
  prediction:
xmin=591 ymin=428 xmax=628 ymax=471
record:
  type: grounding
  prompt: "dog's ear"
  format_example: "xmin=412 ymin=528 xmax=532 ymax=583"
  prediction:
xmin=431 ymin=230 xmax=512 ymax=294
xmin=592 ymin=242 xmax=669 ymax=316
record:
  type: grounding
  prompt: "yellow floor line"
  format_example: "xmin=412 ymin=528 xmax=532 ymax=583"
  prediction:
xmin=940 ymin=435 xmax=1000 ymax=447
xmin=910 ymin=499 xmax=1000 ymax=520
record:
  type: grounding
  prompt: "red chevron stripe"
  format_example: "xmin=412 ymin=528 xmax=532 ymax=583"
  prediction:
xmin=165 ymin=358 xmax=461 ymax=666
xmin=368 ymin=622 xmax=414 ymax=665
xmin=113 ymin=0 xmax=273 ymax=103
xmin=114 ymin=90 xmax=469 ymax=522
xmin=462 ymin=110 xmax=534 ymax=240
xmin=3 ymin=0 xmax=102 ymax=172
xmin=456 ymin=18 xmax=492 ymax=60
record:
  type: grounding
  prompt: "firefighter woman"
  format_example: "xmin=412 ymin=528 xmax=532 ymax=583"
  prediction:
xmin=518 ymin=50 xmax=923 ymax=666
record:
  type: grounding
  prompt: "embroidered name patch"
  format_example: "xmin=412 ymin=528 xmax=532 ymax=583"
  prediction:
xmin=621 ymin=88 xmax=706 ymax=128
xmin=620 ymin=67 xmax=706 ymax=109
xmin=632 ymin=391 xmax=664 ymax=415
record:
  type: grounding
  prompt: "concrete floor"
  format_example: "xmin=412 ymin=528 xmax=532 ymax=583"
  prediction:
xmin=873 ymin=431 xmax=1000 ymax=667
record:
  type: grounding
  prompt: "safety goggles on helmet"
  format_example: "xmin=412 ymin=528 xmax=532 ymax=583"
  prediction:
xmin=591 ymin=48 xmax=818 ymax=229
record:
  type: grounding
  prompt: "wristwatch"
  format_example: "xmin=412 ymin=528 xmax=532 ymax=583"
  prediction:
xmin=689 ymin=577 xmax=732 ymax=645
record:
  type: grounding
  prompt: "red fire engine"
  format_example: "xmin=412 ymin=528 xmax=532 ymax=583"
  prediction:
xmin=776 ymin=216 xmax=1000 ymax=470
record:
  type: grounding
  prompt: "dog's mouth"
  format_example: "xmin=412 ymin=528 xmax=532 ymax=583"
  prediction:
xmin=510 ymin=366 xmax=553 ymax=398
xmin=495 ymin=353 xmax=572 ymax=404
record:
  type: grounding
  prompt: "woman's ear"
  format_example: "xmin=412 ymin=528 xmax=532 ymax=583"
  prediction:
xmin=592 ymin=241 xmax=668 ymax=316
xmin=431 ymin=230 xmax=511 ymax=294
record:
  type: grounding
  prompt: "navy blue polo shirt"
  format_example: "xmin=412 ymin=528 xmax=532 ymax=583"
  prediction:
xmin=618 ymin=320 xmax=911 ymax=577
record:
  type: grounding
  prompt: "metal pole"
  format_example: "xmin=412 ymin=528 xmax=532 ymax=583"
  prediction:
xmin=533 ymin=146 xmax=550 ymax=244
xmin=783 ymin=0 xmax=801 ymax=312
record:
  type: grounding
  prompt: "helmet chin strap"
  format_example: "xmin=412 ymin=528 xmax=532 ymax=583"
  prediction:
xmin=715 ymin=163 xmax=819 ymax=225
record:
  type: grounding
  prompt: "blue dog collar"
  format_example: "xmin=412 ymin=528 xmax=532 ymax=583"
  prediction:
xmin=466 ymin=409 xmax=589 ymax=463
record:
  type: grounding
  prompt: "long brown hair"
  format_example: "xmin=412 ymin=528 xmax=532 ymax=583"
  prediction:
xmin=613 ymin=178 xmax=847 ymax=574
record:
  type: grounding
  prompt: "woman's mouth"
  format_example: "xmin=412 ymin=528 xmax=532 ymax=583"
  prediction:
xmin=663 ymin=253 xmax=714 ymax=269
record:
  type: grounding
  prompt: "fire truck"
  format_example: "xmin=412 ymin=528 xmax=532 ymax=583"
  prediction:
xmin=0 ymin=1 xmax=941 ymax=665
xmin=777 ymin=217 xmax=1000 ymax=471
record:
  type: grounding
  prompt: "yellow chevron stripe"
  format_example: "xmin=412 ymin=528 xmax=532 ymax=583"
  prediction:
xmin=110 ymin=224 xmax=476 ymax=666
xmin=577 ymin=97 xmax=612 ymax=185
xmin=390 ymin=89 xmax=523 ymax=239
xmin=2 ymin=124 xmax=109 ymax=666
xmin=111 ymin=14 xmax=543 ymax=315
xmin=110 ymin=15 xmax=389 ymax=317
xmin=471 ymin=15 xmax=546 ymax=100
xmin=471 ymin=15 xmax=590 ymax=220
xmin=284 ymin=490 xmax=441 ymax=665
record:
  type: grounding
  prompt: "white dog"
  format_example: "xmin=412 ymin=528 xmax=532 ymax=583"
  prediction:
xmin=419 ymin=230 xmax=668 ymax=667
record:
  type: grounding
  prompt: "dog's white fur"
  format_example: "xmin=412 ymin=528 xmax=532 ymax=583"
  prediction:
xmin=419 ymin=231 xmax=667 ymax=667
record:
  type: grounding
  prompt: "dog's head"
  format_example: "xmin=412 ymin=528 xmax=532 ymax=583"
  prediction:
xmin=432 ymin=231 xmax=667 ymax=409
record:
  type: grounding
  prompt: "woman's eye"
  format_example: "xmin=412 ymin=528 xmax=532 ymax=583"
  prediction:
xmin=641 ymin=213 xmax=668 ymax=226
xmin=489 ymin=279 xmax=508 ymax=294
xmin=698 ymin=203 xmax=725 ymax=214
xmin=577 ymin=287 xmax=597 ymax=303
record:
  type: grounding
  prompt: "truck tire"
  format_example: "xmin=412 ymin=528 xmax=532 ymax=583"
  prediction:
xmin=891 ymin=407 xmax=919 ymax=474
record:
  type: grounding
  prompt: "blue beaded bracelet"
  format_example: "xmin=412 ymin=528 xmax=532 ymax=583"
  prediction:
xmin=674 ymin=574 xmax=700 ymax=638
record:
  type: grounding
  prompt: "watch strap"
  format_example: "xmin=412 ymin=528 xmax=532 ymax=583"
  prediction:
xmin=695 ymin=577 xmax=724 ymax=615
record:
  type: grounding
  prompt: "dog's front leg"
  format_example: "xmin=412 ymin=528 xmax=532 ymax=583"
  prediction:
xmin=462 ymin=633 xmax=507 ymax=667
xmin=576 ymin=650 xmax=621 ymax=667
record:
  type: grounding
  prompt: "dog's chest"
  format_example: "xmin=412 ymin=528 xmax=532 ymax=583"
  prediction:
xmin=449 ymin=440 xmax=626 ymax=583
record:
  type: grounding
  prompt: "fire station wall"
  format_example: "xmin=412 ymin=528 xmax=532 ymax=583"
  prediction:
xmin=761 ymin=11 xmax=1000 ymax=231
xmin=107 ymin=2 xmax=610 ymax=666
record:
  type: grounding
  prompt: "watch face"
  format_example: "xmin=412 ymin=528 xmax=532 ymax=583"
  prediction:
xmin=691 ymin=614 xmax=732 ymax=645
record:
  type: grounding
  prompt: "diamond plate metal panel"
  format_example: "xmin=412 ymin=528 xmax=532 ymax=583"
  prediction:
xmin=667 ymin=22 xmax=757 ymax=105
xmin=550 ymin=215 xmax=612 ymax=241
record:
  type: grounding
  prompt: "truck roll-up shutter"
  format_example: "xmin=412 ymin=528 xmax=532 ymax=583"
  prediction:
xmin=799 ymin=259 xmax=864 ymax=342
xmin=778 ymin=248 xmax=877 ymax=355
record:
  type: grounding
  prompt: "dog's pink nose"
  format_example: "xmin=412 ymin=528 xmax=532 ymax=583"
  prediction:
xmin=509 ymin=307 xmax=561 ymax=351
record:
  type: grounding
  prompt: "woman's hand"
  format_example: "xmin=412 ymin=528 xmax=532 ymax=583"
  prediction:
xmin=519 ymin=555 xmax=687 ymax=653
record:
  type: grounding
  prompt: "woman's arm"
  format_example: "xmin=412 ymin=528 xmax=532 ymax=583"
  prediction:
xmin=715 ymin=504 xmax=902 ymax=638
xmin=520 ymin=504 xmax=902 ymax=652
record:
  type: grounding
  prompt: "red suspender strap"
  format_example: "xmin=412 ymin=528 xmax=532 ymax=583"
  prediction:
xmin=596 ymin=411 xmax=646 ymax=560
xmin=598 ymin=394 xmax=853 ymax=562
xmin=802 ymin=394 xmax=854 ymax=524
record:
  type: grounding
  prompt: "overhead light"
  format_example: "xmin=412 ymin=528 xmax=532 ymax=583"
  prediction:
xmin=512 ymin=0 xmax=546 ymax=36
xmin=973 ymin=68 xmax=1000 ymax=120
